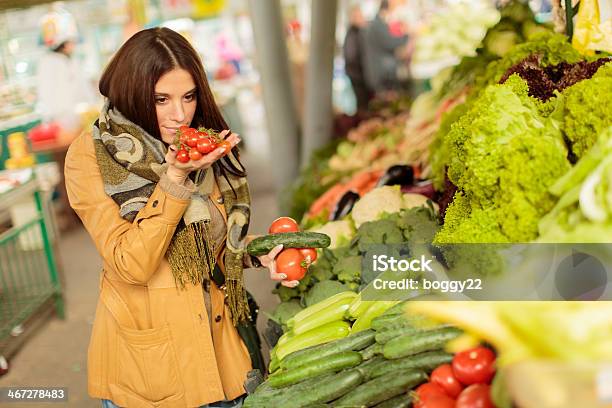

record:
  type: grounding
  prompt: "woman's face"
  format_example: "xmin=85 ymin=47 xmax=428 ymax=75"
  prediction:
xmin=155 ymin=68 xmax=197 ymax=144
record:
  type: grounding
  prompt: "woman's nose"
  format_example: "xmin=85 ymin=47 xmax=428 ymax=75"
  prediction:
xmin=170 ymin=101 xmax=186 ymax=122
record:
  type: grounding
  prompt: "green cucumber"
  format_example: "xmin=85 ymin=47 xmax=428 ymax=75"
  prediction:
xmin=380 ymin=301 xmax=409 ymax=316
xmin=371 ymin=312 xmax=435 ymax=332
xmin=295 ymin=370 xmax=363 ymax=407
xmin=369 ymin=350 xmax=454 ymax=378
xmin=355 ymin=356 xmax=385 ymax=381
xmin=281 ymin=329 xmax=375 ymax=370
xmin=373 ymin=394 xmax=413 ymax=408
xmin=244 ymin=373 xmax=335 ymax=407
xmin=269 ymin=351 xmax=362 ymax=388
xmin=375 ymin=326 xmax=421 ymax=344
xmin=383 ymin=327 xmax=462 ymax=360
xmin=275 ymin=369 xmax=364 ymax=407
xmin=276 ymin=320 xmax=351 ymax=361
xmin=371 ymin=313 xmax=409 ymax=331
xmin=247 ymin=232 xmax=331 ymax=256
xmin=359 ymin=342 xmax=383 ymax=360
xmin=333 ymin=369 xmax=427 ymax=407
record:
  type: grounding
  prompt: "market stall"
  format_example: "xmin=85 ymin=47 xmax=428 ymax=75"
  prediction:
xmin=247 ymin=1 xmax=612 ymax=406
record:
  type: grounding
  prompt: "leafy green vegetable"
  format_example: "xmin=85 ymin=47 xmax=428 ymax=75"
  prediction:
xmin=474 ymin=32 xmax=582 ymax=97
xmin=355 ymin=219 xmax=404 ymax=252
xmin=333 ymin=256 xmax=362 ymax=285
xmin=430 ymin=102 xmax=471 ymax=189
xmin=435 ymin=76 xmax=571 ymax=245
xmin=538 ymin=127 xmax=612 ymax=242
xmin=560 ymin=64 xmax=612 ymax=159
xmin=304 ymin=280 xmax=350 ymax=307
xmin=270 ymin=300 xmax=304 ymax=328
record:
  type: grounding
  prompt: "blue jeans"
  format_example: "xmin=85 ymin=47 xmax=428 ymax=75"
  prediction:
xmin=102 ymin=394 xmax=245 ymax=407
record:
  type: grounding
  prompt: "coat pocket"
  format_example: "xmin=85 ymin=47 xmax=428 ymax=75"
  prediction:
xmin=115 ymin=324 xmax=184 ymax=403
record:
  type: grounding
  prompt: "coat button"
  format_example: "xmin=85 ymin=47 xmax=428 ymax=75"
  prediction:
xmin=152 ymin=200 xmax=159 ymax=208
xmin=216 ymin=196 xmax=224 ymax=204
xmin=215 ymin=315 xmax=222 ymax=323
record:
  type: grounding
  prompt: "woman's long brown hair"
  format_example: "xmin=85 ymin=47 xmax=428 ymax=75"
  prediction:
xmin=99 ymin=27 xmax=246 ymax=177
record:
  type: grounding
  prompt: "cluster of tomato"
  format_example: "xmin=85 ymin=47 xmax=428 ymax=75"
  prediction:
xmin=269 ymin=217 xmax=317 ymax=282
xmin=173 ymin=125 xmax=232 ymax=163
xmin=414 ymin=346 xmax=497 ymax=408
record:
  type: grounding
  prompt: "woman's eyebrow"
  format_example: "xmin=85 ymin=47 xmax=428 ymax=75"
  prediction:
xmin=154 ymin=88 xmax=197 ymax=97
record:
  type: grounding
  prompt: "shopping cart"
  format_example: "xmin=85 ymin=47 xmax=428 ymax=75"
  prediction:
xmin=0 ymin=175 xmax=64 ymax=348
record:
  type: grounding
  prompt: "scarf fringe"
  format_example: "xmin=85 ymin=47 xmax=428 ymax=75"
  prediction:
xmin=168 ymin=222 xmax=250 ymax=325
xmin=167 ymin=222 xmax=216 ymax=287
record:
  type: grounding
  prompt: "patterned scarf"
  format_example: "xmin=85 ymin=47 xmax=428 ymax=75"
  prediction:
xmin=92 ymin=100 xmax=251 ymax=325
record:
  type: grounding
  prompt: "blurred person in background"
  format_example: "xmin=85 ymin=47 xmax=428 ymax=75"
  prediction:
xmin=362 ymin=0 xmax=410 ymax=93
xmin=36 ymin=6 xmax=96 ymax=134
xmin=64 ymin=27 xmax=296 ymax=408
xmin=343 ymin=4 xmax=372 ymax=111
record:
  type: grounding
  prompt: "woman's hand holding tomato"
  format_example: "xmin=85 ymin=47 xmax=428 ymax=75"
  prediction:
xmin=259 ymin=216 xmax=319 ymax=287
xmin=165 ymin=129 xmax=240 ymax=184
xmin=258 ymin=244 xmax=301 ymax=288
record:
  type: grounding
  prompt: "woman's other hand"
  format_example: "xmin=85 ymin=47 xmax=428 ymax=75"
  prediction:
xmin=258 ymin=244 xmax=300 ymax=288
xmin=165 ymin=130 xmax=240 ymax=184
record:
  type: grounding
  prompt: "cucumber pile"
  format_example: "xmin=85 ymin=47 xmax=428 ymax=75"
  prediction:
xmin=245 ymin=301 xmax=462 ymax=407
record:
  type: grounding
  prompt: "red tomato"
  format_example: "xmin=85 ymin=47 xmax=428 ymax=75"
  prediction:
xmin=452 ymin=347 xmax=496 ymax=385
xmin=179 ymin=134 xmax=189 ymax=144
xmin=179 ymin=125 xmax=191 ymax=133
xmin=276 ymin=249 xmax=307 ymax=281
xmin=431 ymin=364 xmax=464 ymax=398
xmin=269 ymin=217 xmax=300 ymax=234
xmin=413 ymin=382 xmax=448 ymax=408
xmin=189 ymin=149 xmax=203 ymax=161
xmin=176 ymin=149 xmax=190 ymax=163
xmin=198 ymin=130 xmax=209 ymax=138
xmin=299 ymin=248 xmax=317 ymax=265
xmin=217 ymin=140 xmax=232 ymax=155
xmin=418 ymin=395 xmax=456 ymax=408
xmin=186 ymin=134 xmax=200 ymax=148
xmin=197 ymin=137 xmax=216 ymax=154
xmin=456 ymin=384 xmax=494 ymax=408
xmin=183 ymin=127 xmax=197 ymax=136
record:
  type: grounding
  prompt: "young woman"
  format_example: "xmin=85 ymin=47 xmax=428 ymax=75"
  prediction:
xmin=64 ymin=27 xmax=298 ymax=408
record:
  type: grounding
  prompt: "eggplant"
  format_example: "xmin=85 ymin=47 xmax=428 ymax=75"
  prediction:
xmin=376 ymin=165 xmax=414 ymax=187
xmin=400 ymin=180 xmax=436 ymax=200
xmin=331 ymin=191 xmax=360 ymax=221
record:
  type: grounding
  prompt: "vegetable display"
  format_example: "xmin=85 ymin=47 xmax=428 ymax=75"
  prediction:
xmin=257 ymin=1 xmax=612 ymax=406
xmin=246 ymin=302 xmax=461 ymax=408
